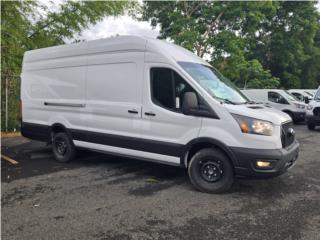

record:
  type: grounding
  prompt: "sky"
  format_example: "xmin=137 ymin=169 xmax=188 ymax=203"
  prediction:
xmin=40 ymin=0 xmax=160 ymax=43
xmin=72 ymin=15 xmax=160 ymax=42
xmin=41 ymin=0 xmax=320 ymax=43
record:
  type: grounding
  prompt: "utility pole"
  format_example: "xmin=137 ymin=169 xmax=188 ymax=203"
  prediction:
xmin=5 ymin=77 xmax=8 ymax=132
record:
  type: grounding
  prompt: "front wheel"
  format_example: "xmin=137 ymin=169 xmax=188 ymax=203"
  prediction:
xmin=307 ymin=121 xmax=315 ymax=130
xmin=52 ymin=132 xmax=76 ymax=163
xmin=188 ymin=148 xmax=234 ymax=193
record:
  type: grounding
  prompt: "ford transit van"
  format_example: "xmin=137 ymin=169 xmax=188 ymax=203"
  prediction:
xmin=288 ymin=89 xmax=314 ymax=102
xmin=21 ymin=36 xmax=299 ymax=193
xmin=306 ymin=86 xmax=320 ymax=130
xmin=242 ymin=89 xmax=306 ymax=123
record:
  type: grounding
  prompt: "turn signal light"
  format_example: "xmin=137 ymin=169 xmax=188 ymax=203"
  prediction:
xmin=239 ymin=121 xmax=250 ymax=133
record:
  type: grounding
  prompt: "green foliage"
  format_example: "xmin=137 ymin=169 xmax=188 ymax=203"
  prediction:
xmin=239 ymin=60 xmax=280 ymax=89
xmin=141 ymin=1 xmax=320 ymax=89
xmin=1 ymin=0 xmax=133 ymax=131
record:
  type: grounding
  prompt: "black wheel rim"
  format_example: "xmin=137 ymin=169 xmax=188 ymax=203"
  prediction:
xmin=55 ymin=137 xmax=67 ymax=156
xmin=199 ymin=159 xmax=223 ymax=182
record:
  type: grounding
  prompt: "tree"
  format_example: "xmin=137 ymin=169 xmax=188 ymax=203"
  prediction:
xmin=1 ymin=0 xmax=133 ymax=130
xmin=247 ymin=1 xmax=320 ymax=89
xmin=141 ymin=1 xmax=319 ymax=89
xmin=1 ymin=1 xmax=132 ymax=74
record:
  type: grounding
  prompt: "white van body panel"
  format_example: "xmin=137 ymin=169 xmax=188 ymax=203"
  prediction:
xmin=85 ymin=51 xmax=144 ymax=139
xmin=21 ymin=53 xmax=87 ymax=130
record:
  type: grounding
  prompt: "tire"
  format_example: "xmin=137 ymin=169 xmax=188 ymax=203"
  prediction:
xmin=188 ymin=148 xmax=234 ymax=194
xmin=52 ymin=132 xmax=76 ymax=163
xmin=307 ymin=122 xmax=315 ymax=130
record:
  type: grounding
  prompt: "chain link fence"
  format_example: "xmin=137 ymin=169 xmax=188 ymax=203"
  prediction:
xmin=1 ymin=75 xmax=21 ymax=132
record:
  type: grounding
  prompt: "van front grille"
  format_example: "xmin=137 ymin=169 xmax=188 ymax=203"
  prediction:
xmin=281 ymin=121 xmax=295 ymax=148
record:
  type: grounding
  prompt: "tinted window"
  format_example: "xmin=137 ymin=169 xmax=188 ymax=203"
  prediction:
xmin=151 ymin=68 xmax=174 ymax=109
xmin=268 ymin=91 xmax=289 ymax=104
xmin=291 ymin=92 xmax=303 ymax=101
xmin=151 ymin=68 xmax=195 ymax=111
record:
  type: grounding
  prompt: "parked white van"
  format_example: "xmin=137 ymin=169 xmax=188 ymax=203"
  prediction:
xmin=21 ymin=36 xmax=299 ymax=193
xmin=288 ymin=89 xmax=314 ymax=102
xmin=306 ymin=86 xmax=320 ymax=130
xmin=242 ymin=89 xmax=306 ymax=123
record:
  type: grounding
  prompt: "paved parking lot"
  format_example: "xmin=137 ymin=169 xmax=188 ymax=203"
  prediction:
xmin=1 ymin=125 xmax=320 ymax=240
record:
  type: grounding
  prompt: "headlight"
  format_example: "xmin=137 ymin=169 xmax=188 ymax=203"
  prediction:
xmin=294 ymin=103 xmax=305 ymax=109
xmin=307 ymin=104 xmax=313 ymax=110
xmin=231 ymin=114 xmax=273 ymax=136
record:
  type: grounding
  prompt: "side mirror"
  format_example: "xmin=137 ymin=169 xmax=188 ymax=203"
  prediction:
xmin=182 ymin=92 xmax=199 ymax=115
xmin=304 ymin=97 xmax=310 ymax=104
xmin=182 ymin=92 xmax=219 ymax=119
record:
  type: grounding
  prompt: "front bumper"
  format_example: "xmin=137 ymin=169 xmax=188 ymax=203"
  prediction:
xmin=291 ymin=111 xmax=306 ymax=122
xmin=232 ymin=140 xmax=299 ymax=178
xmin=306 ymin=114 xmax=320 ymax=125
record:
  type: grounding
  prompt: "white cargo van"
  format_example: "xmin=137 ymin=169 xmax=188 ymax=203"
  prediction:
xmin=242 ymin=89 xmax=306 ymax=123
xmin=288 ymin=89 xmax=314 ymax=102
xmin=21 ymin=36 xmax=299 ymax=193
xmin=306 ymin=86 xmax=320 ymax=130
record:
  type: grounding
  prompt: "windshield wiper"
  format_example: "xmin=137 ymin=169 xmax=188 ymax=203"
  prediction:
xmin=244 ymin=100 xmax=259 ymax=104
xmin=223 ymin=99 xmax=236 ymax=105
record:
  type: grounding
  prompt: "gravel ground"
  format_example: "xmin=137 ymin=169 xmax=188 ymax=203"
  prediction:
xmin=1 ymin=125 xmax=320 ymax=240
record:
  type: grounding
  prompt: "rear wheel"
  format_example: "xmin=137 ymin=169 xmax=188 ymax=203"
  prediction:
xmin=188 ymin=148 xmax=234 ymax=193
xmin=52 ymin=132 xmax=75 ymax=163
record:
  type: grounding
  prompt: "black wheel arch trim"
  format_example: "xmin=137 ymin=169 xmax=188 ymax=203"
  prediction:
xmin=181 ymin=137 xmax=239 ymax=168
xmin=50 ymin=123 xmax=75 ymax=144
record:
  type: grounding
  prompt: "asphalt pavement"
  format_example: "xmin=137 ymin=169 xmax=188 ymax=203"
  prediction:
xmin=1 ymin=125 xmax=320 ymax=240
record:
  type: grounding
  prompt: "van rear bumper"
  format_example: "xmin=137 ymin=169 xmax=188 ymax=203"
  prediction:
xmin=231 ymin=141 xmax=299 ymax=178
xmin=21 ymin=122 xmax=50 ymax=142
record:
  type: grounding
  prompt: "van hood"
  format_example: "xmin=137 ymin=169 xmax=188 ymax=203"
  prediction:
xmin=292 ymin=100 xmax=307 ymax=106
xmin=224 ymin=104 xmax=291 ymax=125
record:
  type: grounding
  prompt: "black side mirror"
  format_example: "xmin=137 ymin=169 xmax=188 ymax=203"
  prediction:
xmin=182 ymin=92 xmax=219 ymax=119
xmin=182 ymin=92 xmax=199 ymax=115
xmin=304 ymin=97 xmax=310 ymax=104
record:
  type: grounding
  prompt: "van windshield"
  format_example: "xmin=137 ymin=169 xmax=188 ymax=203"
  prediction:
xmin=304 ymin=91 xmax=313 ymax=97
xmin=283 ymin=90 xmax=298 ymax=102
xmin=178 ymin=61 xmax=248 ymax=104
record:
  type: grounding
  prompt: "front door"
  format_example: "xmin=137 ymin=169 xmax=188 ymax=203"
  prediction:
xmin=140 ymin=63 xmax=202 ymax=165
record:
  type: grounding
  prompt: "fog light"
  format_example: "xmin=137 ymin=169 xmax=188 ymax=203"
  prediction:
xmin=256 ymin=160 xmax=271 ymax=168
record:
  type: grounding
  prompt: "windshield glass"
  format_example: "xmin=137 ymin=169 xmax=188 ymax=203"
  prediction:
xmin=283 ymin=90 xmax=298 ymax=101
xmin=178 ymin=61 xmax=248 ymax=104
xmin=315 ymin=88 xmax=320 ymax=100
xmin=304 ymin=91 xmax=313 ymax=97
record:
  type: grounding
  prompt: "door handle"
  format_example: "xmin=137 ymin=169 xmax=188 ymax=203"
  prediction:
xmin=128 ymin=109 xmax=138 ymax=114
xmin=145 ymin=112 xmax=156 ymax=116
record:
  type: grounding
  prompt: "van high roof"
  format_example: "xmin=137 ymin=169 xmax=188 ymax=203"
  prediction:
xmin=23 ymin=35 xmax=209 ymax=66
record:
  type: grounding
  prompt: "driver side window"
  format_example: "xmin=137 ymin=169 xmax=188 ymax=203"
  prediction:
xmin=150 ymin=68 xmax=196 ymax=112
xmin=268 ymin=91 xmax=288 ymax=104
